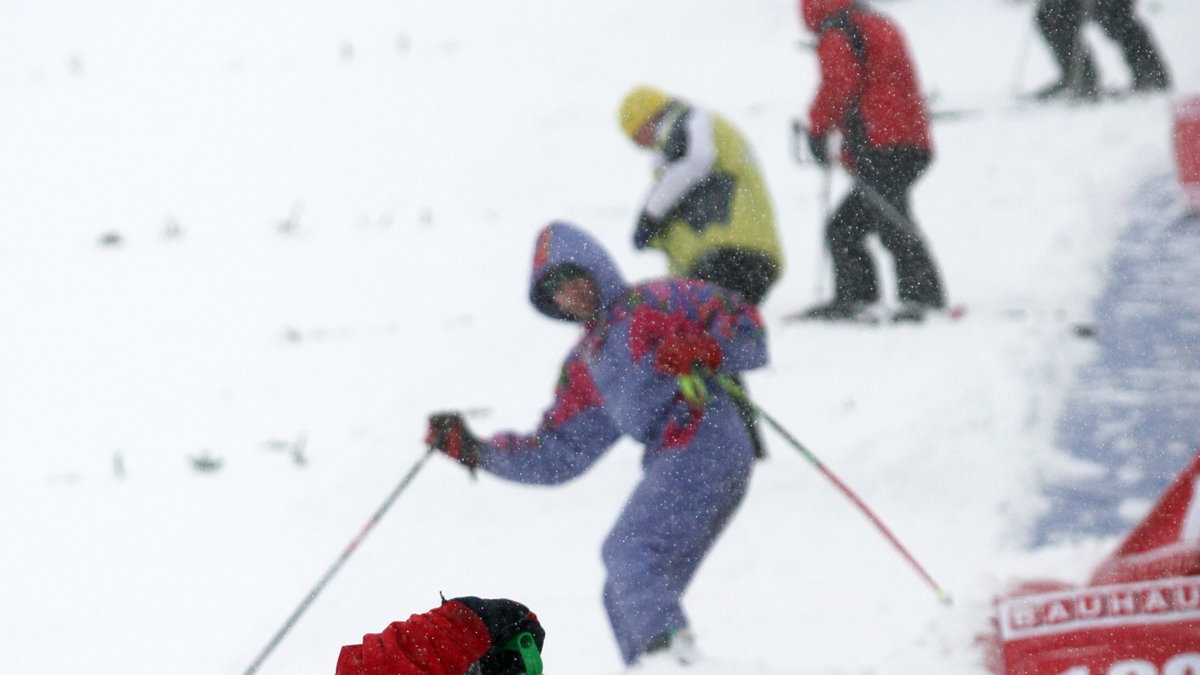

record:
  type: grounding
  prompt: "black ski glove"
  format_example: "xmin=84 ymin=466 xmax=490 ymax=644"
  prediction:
xmin=453 ymin=596 xmax=545 ymax=675
xmin=425 ymin=412 xmax=482 ymax=470
xmin=807 ymin=131 xmax=830 ymax=166
xmin=633 ymin=211 xmax=665 ymax=250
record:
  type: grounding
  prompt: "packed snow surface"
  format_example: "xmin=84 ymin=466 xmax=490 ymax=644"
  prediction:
xmin=1 ymin=0 xmax=1195 ymax=672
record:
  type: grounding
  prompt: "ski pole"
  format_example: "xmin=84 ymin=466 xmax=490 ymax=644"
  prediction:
xmin=791 ymin=118 xmax=835 ymax=301
xmin=1008 ymin=2 xmax=1035 ymax=97
xmin=242 ymin=447 xmax=437 ymax=674
xmin=790 ymin=118 xmax=807 ymax=165
xmin=815 ymin=163 xmax=833 ymax=301
xmin=714 ymin=375 xmax=952 ymax=605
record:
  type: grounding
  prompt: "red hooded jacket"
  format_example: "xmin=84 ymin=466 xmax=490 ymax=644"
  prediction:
xmin=334 ymin=601 xmax=492 ymax=675
xmin=800 ymin=0 xmax=932 ymax=164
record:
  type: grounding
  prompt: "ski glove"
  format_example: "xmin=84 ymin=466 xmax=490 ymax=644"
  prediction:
xmin=807 ymin=131 xmax=830 ymax=166
xmin=426 ymin=413 xmax=482 ymax=470
xmin=453 ymin=597 xmax=545 ymax=675
xmin=654 ymin=331 xmax=723 ymax=376
xmin=633 ymin=211 xmax=666 ymax=250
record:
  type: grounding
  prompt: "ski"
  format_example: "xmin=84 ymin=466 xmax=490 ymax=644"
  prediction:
xmin=781 ymin=308 xmax=881 ymax=325
xmin=782 ymin=303 xmax=967 ymax=325
xmin=931 ymin=88 xmax=1155 ymax=123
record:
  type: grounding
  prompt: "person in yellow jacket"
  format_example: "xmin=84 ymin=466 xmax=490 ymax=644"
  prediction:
xmin=619 ymin=85 xmax=783 ymax=306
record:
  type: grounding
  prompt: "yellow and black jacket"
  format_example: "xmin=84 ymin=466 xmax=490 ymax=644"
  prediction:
xmin=636 ymin=103 xmax=782 ymax=278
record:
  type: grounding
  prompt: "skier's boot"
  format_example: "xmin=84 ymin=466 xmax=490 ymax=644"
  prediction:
xmin=630 ymin=629 xmax=699 ymax=671
xmin=891 ymin=301 xmax=936 ymax=324
xmin=1034 ymin=60 xmax=1099 ymax=102
xmin=1032 ymin=78 xmax=1070 ymax=101
xmin=1131 ymin=59 xmax=1171 ymax=94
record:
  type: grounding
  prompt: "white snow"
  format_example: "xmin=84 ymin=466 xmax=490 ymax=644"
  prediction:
xmin=0 ymin=0 xmax=1195 ymax=672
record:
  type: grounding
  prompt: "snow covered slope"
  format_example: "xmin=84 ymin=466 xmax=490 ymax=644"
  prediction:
xmin=0 ymin=0 xmax=1195 ymax=672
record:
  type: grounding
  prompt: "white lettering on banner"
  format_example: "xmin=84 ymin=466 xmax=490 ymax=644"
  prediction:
xmin=1010 ymin=603 xmax=1039 ymax=630
xmin=1109 ymin=591 xmax=1138 ymax=615
xmin=1054 ymin=654 xmax=1200 ymax=675
xmin=1111 ymin=661 xmax=1158 ymax=675
xmin=1077 ymin=595 xmax=1105 ymax=619
xmin=1177 ymin=585 xmax=1200 ymax=610
xmin=999 ymin=578 xmax=1200 ymax=639
xmin=1046 ymin=601 xmax=1073 ymax=623
xmin=1145 ymin=589 xmax=1171 ymax=613
xmin=1165 ymin=653 xmax=1200 ymax=674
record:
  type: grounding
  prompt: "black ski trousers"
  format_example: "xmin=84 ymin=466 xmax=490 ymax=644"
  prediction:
xmin=688 ymin=246 xmax=779 ymax=307
xmin=1035 ymin=0 xmax=1170 ymax=89
xmin=827 ymin=147 xmax=944 ymax=308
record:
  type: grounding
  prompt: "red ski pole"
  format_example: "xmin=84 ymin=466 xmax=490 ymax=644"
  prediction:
xmin=716 ymin=375 xmax=952 ymax=605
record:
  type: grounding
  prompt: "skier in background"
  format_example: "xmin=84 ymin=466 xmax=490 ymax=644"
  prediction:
xmin=1028 ymin=0 xmax=1171 ymax=101
xmin=796 ymin=0 xmax=947 ymax=323
xmin=426 ymin=222 xmax=768 ymax=669
xmin=334 ymin=596 xmax=545 ymax=675
xmin=618 ymin=85 xmax=783 ymax=307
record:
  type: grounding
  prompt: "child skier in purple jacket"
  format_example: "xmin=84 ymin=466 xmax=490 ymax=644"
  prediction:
xmin=426 ymin=221 xmax=768 ymax=667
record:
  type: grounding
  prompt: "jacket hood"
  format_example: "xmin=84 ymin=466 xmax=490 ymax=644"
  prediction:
xmin=529 ymin=222 xmax=628 ymax=321
xmin=800 ymin=0 xmax=855 ymax=32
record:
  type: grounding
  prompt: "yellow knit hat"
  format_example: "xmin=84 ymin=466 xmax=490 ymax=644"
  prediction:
xmin=618 ymin=85 xmax=671 ymax=140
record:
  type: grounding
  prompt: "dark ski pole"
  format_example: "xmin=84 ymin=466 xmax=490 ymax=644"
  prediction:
xmin=790 ymin=118 xmax=835 ymax=301
xmin=242 ymin=447 xmax=437 ymax=674
xmin=714 ymin=375 xmax=952 ymax=605
xmin=815 ymin=162 xmax=833 ymax=300
xmin=790 ymin=118 xmax=807 ymax=165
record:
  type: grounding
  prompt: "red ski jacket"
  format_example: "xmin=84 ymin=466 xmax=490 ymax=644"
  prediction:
xmin=801 ymin=0 xmax=932 ymax=165
xmin=335 ymin=600 xmax=492 ymax=675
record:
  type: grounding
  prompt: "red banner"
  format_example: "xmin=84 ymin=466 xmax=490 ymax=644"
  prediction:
xmin=998 ymin=577 xmax=1200 ymax=675
xmin=1175 ymin=96 xmax=1200 ymax=212
xmin=990 ymin=450 xmax=1200 ymax=675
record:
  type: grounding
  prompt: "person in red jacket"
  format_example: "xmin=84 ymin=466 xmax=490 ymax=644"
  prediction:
xmin=797 ymin=0 xmax=946 ymax=323
xmin=334 ymin=596 xmax=545 ymax=675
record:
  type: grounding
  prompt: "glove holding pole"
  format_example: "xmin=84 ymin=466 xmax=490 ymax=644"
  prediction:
xmin=791 ymin=119 xmax=831 ymax=167
xmin=633 ymin=211 xmax=666 ymax=250
xmin=426 ymin=412 xmax=482 ymax=474
xmin=653 ymin=329 xmax=723 ymax=407
xmin=806 ymin=130 xmax=831 ymax=167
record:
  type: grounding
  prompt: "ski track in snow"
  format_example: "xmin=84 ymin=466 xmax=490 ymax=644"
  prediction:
xmin=0 ymin=0 xmax=1196 ymax=672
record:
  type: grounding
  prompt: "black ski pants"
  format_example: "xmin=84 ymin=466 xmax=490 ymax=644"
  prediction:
xmin=1035 ymin=0 xmax=1170 ymax=89
xmin=827 ymin=147 xmax=944 ymax=308
xmin=688 ymin=246 xmax=779 ymax=307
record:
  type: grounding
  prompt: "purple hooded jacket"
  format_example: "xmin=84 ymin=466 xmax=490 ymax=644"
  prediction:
xmin=478 ymin=221 xmax=768 ymax=481
xmin=473 ymin=222 xmax=768 ymax=665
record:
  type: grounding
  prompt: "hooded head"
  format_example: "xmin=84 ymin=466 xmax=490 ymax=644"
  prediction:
xmin=799 ymin=0 xmax=855 ymax=32
xmin=530 ymin=222 xmax=627 ymax=322
xmin=617 ymin=85 xmax=672 ymax=142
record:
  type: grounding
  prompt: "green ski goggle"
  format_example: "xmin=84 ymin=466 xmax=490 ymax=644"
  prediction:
xmin=503 ymin=631 xmax=543 ymax=675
